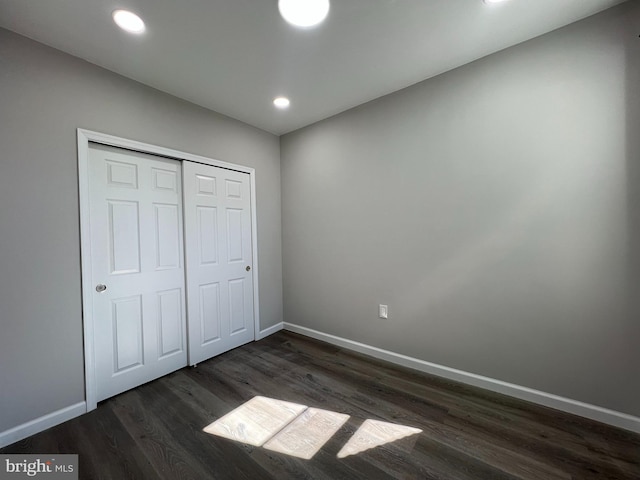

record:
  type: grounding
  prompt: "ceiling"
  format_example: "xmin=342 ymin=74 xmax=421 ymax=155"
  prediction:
xmin=0 ymin=0 xmax=627 ymax=135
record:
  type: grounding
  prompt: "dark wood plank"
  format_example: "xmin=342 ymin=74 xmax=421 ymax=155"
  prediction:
xmin=2 ymin=331 xmax=639 ymax=479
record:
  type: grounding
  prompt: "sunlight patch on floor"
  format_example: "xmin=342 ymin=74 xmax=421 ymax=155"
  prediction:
xmin=203 ymin=396 xmax=307 ymax=446
xmin=336 ymin=419 xmax=422 ymax=459
xmin=264 ymin=407 xmax=350 ymax=459
xmin=203 ymin=396 xmax=421 ymax=460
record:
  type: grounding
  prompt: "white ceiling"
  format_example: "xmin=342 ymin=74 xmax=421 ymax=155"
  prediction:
xmin=0 ymin=0 xmax=627 ymax=135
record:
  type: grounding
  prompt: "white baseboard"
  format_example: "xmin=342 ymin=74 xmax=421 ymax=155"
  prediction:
xmin=257 ymin=322 xmax=284 ymax=340
xmin=3 ymin=324 xmax=636 ymax=449
xmin=283 ymin=323 xmax=640 ymax=434
xmin=0 ymin=323 xmax=283 ymax=449
xmin=0 ymin=402 xmax=87 ymax=449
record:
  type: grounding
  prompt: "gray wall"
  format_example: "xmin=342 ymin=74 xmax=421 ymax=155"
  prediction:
xmin=281 ymin=2 xmax=640 ymax=417
xmin=0 ymin=28 xmax=282 ymax=433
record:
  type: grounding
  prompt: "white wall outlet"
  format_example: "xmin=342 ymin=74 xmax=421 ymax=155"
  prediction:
xmin=379 ymin=304 xmax=388 ymax=319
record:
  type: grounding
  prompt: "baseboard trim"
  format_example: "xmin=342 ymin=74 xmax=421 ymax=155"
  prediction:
xmin=283 ymin=323 xmax=640 ymax=434
xmin=257 ymin=322 xmax=284 ymax=340
xmin=0 ymin=402 xmax=87 ymax=449
xmin=0 ymin=322 xmax=283 ymax=449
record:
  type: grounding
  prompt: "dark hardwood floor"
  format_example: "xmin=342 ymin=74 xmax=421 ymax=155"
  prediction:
xmin=3 ymin=331 xmax=639 ymax=479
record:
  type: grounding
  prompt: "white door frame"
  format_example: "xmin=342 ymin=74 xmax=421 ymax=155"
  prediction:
xmin=77 ymin=128 xmax=261 ymax=412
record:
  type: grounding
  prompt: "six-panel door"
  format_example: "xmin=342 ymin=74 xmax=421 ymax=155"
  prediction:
xmin=88 ymin=144 xmax=188 ymax=402
xmin=183 ymin=161 xmax=255 ymax=365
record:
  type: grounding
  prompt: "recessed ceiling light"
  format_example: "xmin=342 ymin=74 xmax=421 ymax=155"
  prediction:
xmin=279 ymin=0 xmax=330 ymax=28
xmin=112 ymin=10 xmax=146 ymax=34
xmin=483 ymin=0 xmax=510 ymax=4
xmin=273 ymin=97 xmax=291 ymax=109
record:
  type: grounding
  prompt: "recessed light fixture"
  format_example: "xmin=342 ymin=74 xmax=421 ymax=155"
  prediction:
xmin=279 ymin=0 xmax=330 ymax=28
xmin=112 ymin=9 xmax=146 ymax=34
xmin=483 ymin=0 xmax=510 ymax=4
xmin=273 ymin=97 xmax=291 ymax=109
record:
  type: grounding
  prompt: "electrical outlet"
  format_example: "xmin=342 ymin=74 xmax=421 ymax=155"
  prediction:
xmin=379 ymin=304 xmax=388 ymax=319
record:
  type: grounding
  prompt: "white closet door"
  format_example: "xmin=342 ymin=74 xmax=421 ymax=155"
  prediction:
xmin=88 ymin=144 xmax=187 ymax=402
xmin=183 ymin=161 xmax=255 ymax=365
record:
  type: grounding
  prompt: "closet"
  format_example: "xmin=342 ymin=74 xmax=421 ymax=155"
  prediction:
xmin=82 ymin=138 xmax=256 ymax=404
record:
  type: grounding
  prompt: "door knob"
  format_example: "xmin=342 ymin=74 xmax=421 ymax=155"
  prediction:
xmin=95 ymin=284 xmax=107 ymax=292
xmin=246 ymin=266 xmax=251 ymax=272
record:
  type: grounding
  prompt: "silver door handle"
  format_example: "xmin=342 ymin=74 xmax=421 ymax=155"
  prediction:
xmin=246 ymin=266 xmax=251 ymax=272
xmin=96 ymin=284 xmax=107 ymax=292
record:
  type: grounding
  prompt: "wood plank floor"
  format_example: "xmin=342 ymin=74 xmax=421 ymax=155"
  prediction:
xmin=3 ymin=331 xmax=639 ymax=479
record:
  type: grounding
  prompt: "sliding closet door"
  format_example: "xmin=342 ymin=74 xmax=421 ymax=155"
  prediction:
xmin=88 ymin=144 xmax=188 ymax=402
xmin=183 ymin=161 xmax=255 ymax=365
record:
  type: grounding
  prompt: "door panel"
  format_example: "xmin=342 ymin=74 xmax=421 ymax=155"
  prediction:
xmin=227 ymin=209 xmax=244 ymax=262
xmin=197 ymin=206 xmax=219 ymax=264
xmin=184 ymin=161 xmax=254 ymax=365
xmin=154 ymin=204 xmax=181 ymax=270
xmin=199 ymin=282 xmax=221 ymax=344
xmin=229 ymin=278 xmax=247 ymax=333
xmin=112 ymin=295 xmax=143 ymax=373
xmin=88 ymin=144 xmax=187 ymax=402
xmin=157 ymin=288 xmax=184 ymax=358
xmin=108 ymin=200 xmax=140 ymax=274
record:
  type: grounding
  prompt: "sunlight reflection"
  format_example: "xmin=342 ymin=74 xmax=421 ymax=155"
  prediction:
xmin=336 ymin=419 xmax=422 ymax=458
xmin=203 ymin=396 xmax=307 ymax=446
xmin=264 ymin=407 xmax=350 ymax=459
xmin=203 ymin=396 xmax=421 ymax=461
